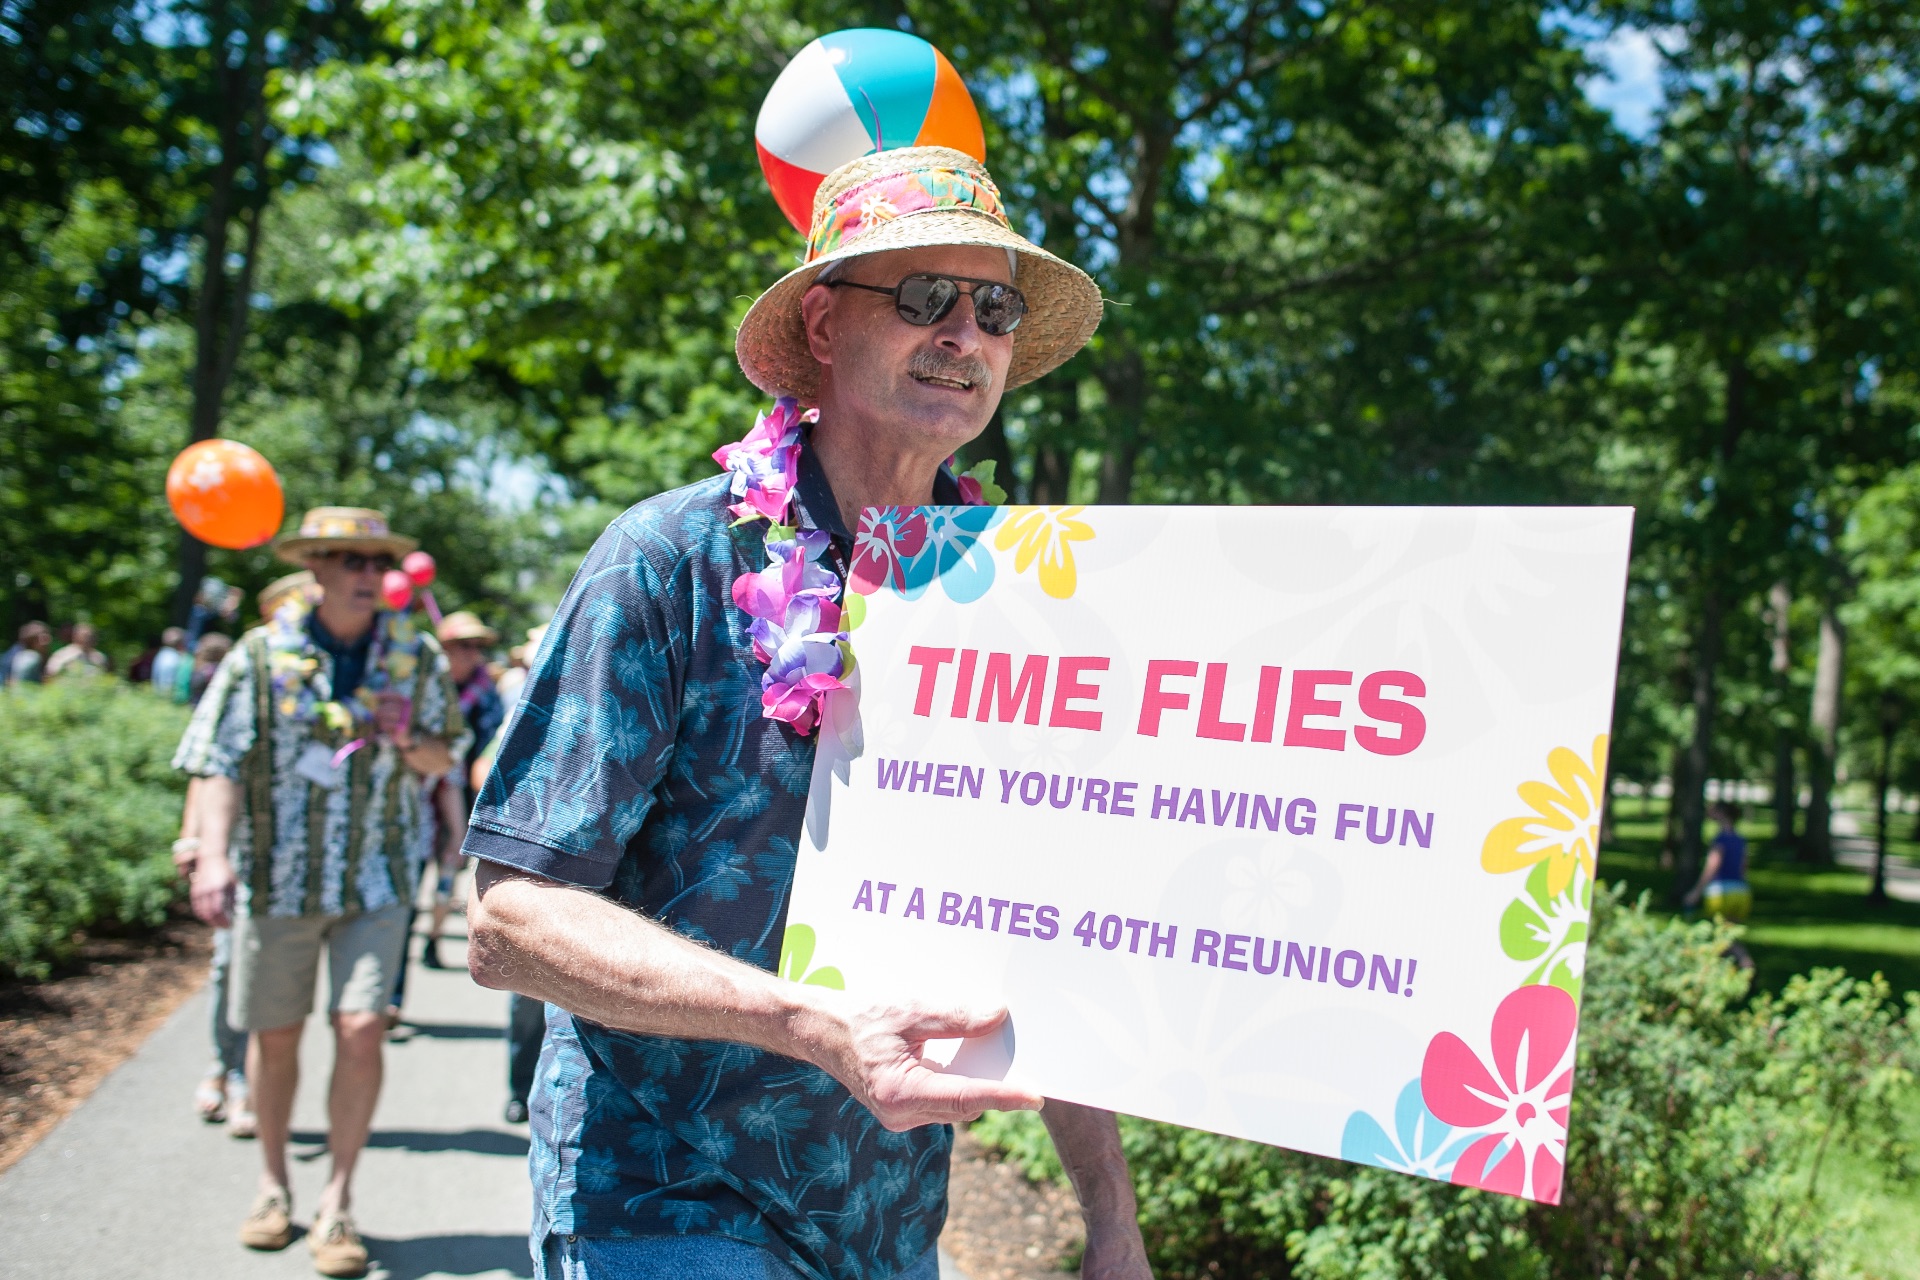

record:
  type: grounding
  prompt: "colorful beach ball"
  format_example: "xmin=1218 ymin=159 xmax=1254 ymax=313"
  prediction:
xmin=755 ymin=28 xmax=986 ymax=235
xmin=165 ymin=439 xmax=285 ymax=550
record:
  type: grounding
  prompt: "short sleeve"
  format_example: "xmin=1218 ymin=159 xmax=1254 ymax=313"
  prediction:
xmin=462 ymin=518 xmax=687 ymax=888
xmin=173 ymin=643 xmax=256 ymax=779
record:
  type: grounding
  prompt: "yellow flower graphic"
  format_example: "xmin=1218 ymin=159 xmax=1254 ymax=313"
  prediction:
xmin=1481 ymin=734 xmax=1610 ymax=898
xmin=993 ymin=506 xmax=1094 ymax=600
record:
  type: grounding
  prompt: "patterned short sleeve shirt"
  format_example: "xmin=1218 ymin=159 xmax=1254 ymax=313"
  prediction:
xmin=467 ymin=457 xmax=964 ymax=1280
xmin=175 ymin=609 xmax=470 ymax=918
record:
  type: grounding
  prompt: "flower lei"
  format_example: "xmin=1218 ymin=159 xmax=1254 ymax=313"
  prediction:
xmin=714 ymin=397 xmax=1002 ymax=736
xmin=263 ymin=590 xmax=424 ymax=747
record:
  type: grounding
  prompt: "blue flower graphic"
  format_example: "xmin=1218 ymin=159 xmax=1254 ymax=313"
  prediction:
xmin=902 ymin=504 xmax=1003 ymax=603
xmin=1340 ymin=1077 xmax=1480 ymax=1181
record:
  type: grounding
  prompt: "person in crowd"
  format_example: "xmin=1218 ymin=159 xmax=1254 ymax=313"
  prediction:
xmin=257 ymin=570 xmax=320 ymax=623
xmin=175 ymin=506 xmax=468 ymax=1278
xmin=464 ymin=718 xmax=541 ymax=1125
xmin=493 ymin=622 xmax=543 ymax=718
xmin=1687 ymin=802 xmax=1754 ymax=967
xmin=174 ymin=776 xmax=256 ymax=1137
xmin=149 ymin=627 xmax=190 ymax=694
xmin=2 ymin=621 xmax=51 ymax=688
xmin=46 ymin=622 xmax=110 ymax=680
xmin=172 ymin=576 xmax=315 ymax=1130
xmin=419 ymin=611 xmax=503 ymax=969
xmin=187 ymin=633 xmax=233 ymax=706
xmin=462 ymin=145 xmax=1149 ymax=1279
xmin=185 ymin=576 xmax=245 ymax=648
xmin=1686 ymin=801 xmax=1752 ymax=919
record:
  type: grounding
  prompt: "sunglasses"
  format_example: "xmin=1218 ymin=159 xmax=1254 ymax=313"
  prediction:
xmin=826 ymin=272 xmax=1027 ymax=337
xmin=333 ymin=552 xmax=396 ymax=573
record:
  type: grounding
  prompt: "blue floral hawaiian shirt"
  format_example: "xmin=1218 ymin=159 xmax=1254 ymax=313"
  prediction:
xmin=465 ymin=445 xmax=966 ymax=1280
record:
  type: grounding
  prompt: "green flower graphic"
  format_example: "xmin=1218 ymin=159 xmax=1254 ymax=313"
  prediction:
xmin=778 ymin=924 xmax=845 ymax=990
xmin=1498 ymin=861 xmax=1590 ymax=1001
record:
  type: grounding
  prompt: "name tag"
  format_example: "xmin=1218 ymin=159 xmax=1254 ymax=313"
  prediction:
xmin=293 ymin=741 xmax=346 ymax=790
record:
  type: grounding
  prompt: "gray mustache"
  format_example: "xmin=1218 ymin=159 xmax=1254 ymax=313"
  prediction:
xmin=908 ymin=349 xmax=991 ymax=390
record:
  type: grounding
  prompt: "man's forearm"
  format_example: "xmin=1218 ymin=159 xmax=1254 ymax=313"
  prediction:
xmin=1043 ymin=1100 xmax=1151 ymax=1277
xmin=1043 ymin=1100 xmax=1139 ymax=1219
xmin=468 ymin=860 xmax=823 ymax=1060
xmin=466 ymin=859 xmax=1048 ymax=1133
xmin=196 ymin=774 xmax=239 ymax=862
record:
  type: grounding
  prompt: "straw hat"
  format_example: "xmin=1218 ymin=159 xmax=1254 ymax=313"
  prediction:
xmin=272 ymin=507 xmax=417 ymax=566
xmin=437 ymin=611 xmax=499 ymax=646
xmin=257 ymin=570 xmax=317 ymax=618
xmin=509 ymin=623 xmax=548 ymax=667
xmin=735 ymin=146 xmax=1102 ymax=402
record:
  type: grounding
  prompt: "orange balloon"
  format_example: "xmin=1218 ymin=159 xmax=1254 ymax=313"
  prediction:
xmin=166 ymin=440 xmax=285 ymax=550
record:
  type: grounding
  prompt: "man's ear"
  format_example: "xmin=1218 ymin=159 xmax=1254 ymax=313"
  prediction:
xmin=800 ymin=283 xmax=834 ymax=368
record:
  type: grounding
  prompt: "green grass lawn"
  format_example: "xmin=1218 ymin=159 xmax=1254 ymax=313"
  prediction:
xmin=1601 ymin=801 xmax=1920 ymax=997
xmin=1601 ymin=798 xmax=1920 ymax=1278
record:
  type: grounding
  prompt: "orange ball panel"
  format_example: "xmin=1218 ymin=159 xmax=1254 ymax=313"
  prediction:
xmin=915 ymin=50 xmax=986 ymax=161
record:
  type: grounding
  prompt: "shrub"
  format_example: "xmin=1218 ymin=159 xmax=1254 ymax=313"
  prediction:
xmin=974 ymin=886 xmax=1919 ymax=1279
xmin=0 ymin=682 xmax=190 ymax=979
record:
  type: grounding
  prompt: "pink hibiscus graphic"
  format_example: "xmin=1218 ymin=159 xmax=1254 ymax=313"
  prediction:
xmin=848 ymin=507 xmax=929 ymax=595
xmin=1420 ymin=984 xmax=1577 ymax=1204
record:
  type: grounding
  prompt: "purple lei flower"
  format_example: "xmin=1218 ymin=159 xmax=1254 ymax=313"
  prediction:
xmin=716 ymin=401 xmax=993 ymax=736
xmin=713 ymin=397 xmax=807 ymax=523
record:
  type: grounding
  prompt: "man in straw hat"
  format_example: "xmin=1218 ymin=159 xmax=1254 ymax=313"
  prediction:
xmin=463 ymin=133 xmax=1151 ymax=1278
xmin=174 ymin=506 xmax=470 ymax=1277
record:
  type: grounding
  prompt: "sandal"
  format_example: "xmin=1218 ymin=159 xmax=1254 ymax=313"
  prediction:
xmin=226 ymin=1077 xmax=257 ymax=1139
xmin=194 ymin=1071 xmax=228 ymax=1123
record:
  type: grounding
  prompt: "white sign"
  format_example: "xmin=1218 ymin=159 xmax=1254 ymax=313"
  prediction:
xmin=786 ymin=505 xmax=1632 ymax=1204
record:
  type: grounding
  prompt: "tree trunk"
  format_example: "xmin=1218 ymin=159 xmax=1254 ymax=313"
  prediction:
xmin=1767 ymin=580 xmax=1797 ymax=851
xmin=170 ymin=11 xmax=270 ymax=623
xmin=1872 ymin=711 xmax=1893 ymax=905
xmin=1674 ymin=587 xmax=1723 ymax=900
xmin=1804 ymin=604 xmax=1845 ymax=864
xmin=1661 ymin=742 xmax=1690 ymax=870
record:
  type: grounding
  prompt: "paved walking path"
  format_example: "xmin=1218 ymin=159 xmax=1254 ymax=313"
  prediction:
xmin=1830 ymin=811 xmax=1920 ymax=904
xmin=0 ymin=923 xmax=966 ymax=1280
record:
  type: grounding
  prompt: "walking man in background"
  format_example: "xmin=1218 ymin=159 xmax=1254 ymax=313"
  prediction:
xmin=175 ymin=507 xmax=468 ymax=1278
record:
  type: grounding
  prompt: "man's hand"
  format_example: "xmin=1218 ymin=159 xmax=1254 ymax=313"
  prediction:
xmin=190 ymin=852 xmax=236 ymax=928
xmin=373 ymin=692 xmax=413 ymax=742
xmin=801 ymin=998 xmax=1043 ymax=1132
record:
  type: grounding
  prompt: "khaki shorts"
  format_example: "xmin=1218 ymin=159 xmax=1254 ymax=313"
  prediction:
xmin=228 ymin=903 xmax=411 ymax=1032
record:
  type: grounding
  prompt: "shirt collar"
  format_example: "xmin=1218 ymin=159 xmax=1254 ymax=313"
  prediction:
xmin=792 ymin=431 xmax=966 ymax=552
xmin=306 ymin=611 xmax=373 ymax=660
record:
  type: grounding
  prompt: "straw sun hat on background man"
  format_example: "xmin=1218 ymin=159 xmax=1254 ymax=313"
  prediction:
xmin=463 ymin=139 xmax=1151 ymax=1280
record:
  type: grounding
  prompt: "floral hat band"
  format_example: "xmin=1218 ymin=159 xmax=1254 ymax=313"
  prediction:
xmin=805 ymin=166 xmax=1007 ymax=264
xmin=271 ymin=505 xmax=419 ymax=566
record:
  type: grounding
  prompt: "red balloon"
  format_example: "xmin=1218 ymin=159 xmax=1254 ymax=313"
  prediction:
xmin=402 ymin=550 xmax=437 ymax=587
xmin=380 ymin=570 xmax=415 ymax=612
xmin=166 ymin=440 xmax=285 ymax=549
